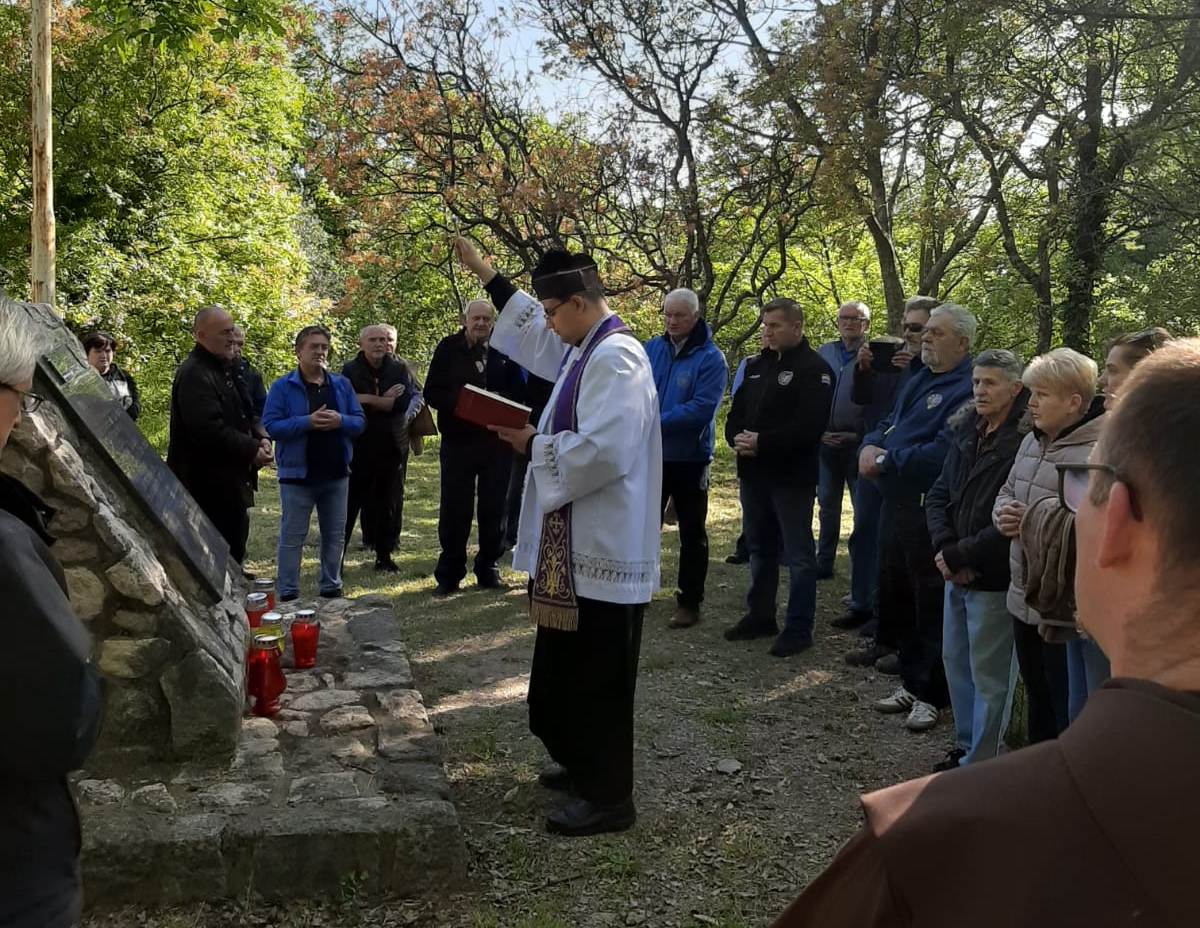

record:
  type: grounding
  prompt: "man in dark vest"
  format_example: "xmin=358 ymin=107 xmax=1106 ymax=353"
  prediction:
xmin=772 ymin=338 xmax=1200 ymax=928
xmin=342 ymin=323 xmax=422 ymax=573
xmin=167 ymin=305 xmax=271 ymax=562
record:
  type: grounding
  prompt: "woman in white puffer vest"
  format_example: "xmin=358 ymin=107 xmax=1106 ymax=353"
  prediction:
xmin=993 ymin=348 xmax=1108 ymax=743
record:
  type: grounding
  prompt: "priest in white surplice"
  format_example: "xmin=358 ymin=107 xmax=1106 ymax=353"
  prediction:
xmin=454 ymin=237 xmax=662 ymax=837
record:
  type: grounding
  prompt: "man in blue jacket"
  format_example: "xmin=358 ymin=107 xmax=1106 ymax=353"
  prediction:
xmin=645 ymin=288 xmax=728 ymax=628
xmin=850 ymin=304 xmax=976 ymax=733
xmin=263 ymin=325 xmax=366 ymax=602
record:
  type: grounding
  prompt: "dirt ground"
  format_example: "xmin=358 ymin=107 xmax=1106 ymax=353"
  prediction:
xmin=86 ymin=447 xmax=948 ymax=928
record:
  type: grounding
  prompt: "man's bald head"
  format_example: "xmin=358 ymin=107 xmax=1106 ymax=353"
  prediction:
xmin=463 ymin=300 xmax=495 ymax=347
xmin=193 ymin=305 xmax=237 ymax=360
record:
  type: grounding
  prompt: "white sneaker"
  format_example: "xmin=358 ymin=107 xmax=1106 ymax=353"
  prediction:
xmin=874 ymin=686 xmax=916 ymax=714
xmin=905 ymin=700 xmax=940 ymax=732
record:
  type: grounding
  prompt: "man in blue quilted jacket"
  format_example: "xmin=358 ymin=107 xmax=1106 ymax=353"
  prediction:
xmin=644 ymin=289 xmax=728 ymax=628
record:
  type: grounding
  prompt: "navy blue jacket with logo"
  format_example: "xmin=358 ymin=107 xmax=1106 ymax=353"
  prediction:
xmin=644 ymin=318 xmax=728 ymax=463
xmin=862 ymin=354 xmax=974 ymax=502
xmin=724 ymin=338 xmax=834 ymax=486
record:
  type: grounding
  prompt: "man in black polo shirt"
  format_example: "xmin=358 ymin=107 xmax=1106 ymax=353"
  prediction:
xmin=424 ymin=299 xmax=527 ymax=595
xmin=342 ymin=324 xmax=422 ymax=572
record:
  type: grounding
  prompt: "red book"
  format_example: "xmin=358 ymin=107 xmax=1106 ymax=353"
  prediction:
xmin=454 ymin=383 xmax=533 ymax=430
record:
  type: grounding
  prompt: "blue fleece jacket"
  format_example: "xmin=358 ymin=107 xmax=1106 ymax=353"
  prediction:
xmin=862 ymin=354 xmax=973 ymax=500
xmin=262 ymin=369 xmax=366 ymax=481
xmin=645 ymin=319 xmax=728 ymax=463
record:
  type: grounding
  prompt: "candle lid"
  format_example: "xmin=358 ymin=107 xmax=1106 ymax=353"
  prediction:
xmin=245 ymin=592 xmax=268 ymax=605
xmin=260 ymin=611 xmax=283 ymax=623
xmin=253 ymin=578 xmax=275 ymax=590
xmin=294 ymin=610 xmax=317 ymax=621
xmin=251 ymin=634 xmax=282 ymax=649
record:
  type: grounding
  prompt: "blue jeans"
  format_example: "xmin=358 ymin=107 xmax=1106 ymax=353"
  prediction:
xmin=278 ymin=478 xmax=349 ymax=598
xmin=739 ymin=477 xmax=817 ymax=639
xmin=848 ymin=477 xmax=883 ymax=614
xmin=817 ymin=442 xmax=859 ymax=571
xmin=942 ymin=585 xmax=1017 ymax=764
xmin=1066 ymin=637 xmax=1111 ymax=722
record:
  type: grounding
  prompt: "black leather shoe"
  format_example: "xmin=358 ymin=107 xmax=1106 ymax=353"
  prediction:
xmin=374 ymin=556 xmax=400 ymax=573
xmin=844 ymin=641 xmax=894 ymax=667
xmin=768 ymin=630 xmax=813 ymax=658
xmin=724 ymin=552 xmax=748 ymax=565
xmin=432 ymin=582 xmax=459 ymax=598
xmin=932 ymin=748 xmax=966 ymax=773
xmin=723 ymin=614 xmax=778 ymax=642
xmin=319 ymin=588 xmax=343 ymax=599
xmin=831 ymin=609 xmax=872 ymax=630
xmin=546 ymin=797 xmax=636 ymax=837
xmin=537 ymin=763 xmax=572 ymax=792
xmin=476 ymin=572 xmax=503 ymax=589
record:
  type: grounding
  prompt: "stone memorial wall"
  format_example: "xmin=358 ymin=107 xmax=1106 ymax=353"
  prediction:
xmin=1 ymin=299 xmax=247 ymax=768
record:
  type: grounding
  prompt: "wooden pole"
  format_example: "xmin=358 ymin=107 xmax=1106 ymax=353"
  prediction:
xmin=31 ymin=0 xmax=55 ymax=309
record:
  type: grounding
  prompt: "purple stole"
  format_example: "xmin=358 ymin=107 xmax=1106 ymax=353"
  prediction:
xmin=530 ymin=313 xmax=632 ymax=631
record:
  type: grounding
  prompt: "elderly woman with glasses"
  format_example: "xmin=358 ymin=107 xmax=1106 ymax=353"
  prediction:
xmin=0 ymin=306 xmax=103 ymax=928
xmin=993 ymin=348 xmax=1109 ymax=742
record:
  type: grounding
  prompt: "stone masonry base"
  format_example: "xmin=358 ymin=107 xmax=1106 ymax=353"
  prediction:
xmin=76 ymin=595 xmax=468 ymax=908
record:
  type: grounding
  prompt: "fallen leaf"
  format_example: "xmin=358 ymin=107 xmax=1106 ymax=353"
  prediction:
xmin=716 ymin=758 xmax=743 ymax=775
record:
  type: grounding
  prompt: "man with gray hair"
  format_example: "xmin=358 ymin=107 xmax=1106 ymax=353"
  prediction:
xmin=924 ymin=349 xmax=1028 ymax=770
xmin=341 ymin=323 xmax=423 ymax=572
xmin=816 ymin=300 xmax=871 ymax=583
xmin=644 ymin=287 xmax=728 ymax=627
xmin=852 ymin=302 xmax=975 ymax=732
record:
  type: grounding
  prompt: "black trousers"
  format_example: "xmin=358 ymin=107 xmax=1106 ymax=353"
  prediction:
xmin=659 ymin=461 xmax=711 ymax=609
xmin=504 ymin=452 xmax=529 ymax=549
xmin=191 ymin=482 xmax=250 ymax=564
xmin=435 ymin=440 xmax=512 ymax=586
xmin=1012 ymin=617 xmax=1069 ymax=743
xmin=345 ymin=444 xmax=408 ymax=559
xmin=528 ymin=597 xmax=645 ymax=804
xmin=876 ymin=498 xmax=948 ymax=706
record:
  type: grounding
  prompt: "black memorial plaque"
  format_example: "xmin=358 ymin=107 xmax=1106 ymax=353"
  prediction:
xmin=14 ymin=300 xmax=229 ymax=601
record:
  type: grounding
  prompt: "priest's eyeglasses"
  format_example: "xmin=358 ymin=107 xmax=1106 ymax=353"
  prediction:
xmin=1056 ymin=462 xmax=1141 ymax=519
xmin=1 ymin=383 xmax=44 ymax=415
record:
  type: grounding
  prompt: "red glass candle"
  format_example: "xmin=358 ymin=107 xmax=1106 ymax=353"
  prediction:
xmin=247 ymin=635 xmax=286 ymax=717
xmin=253 ymin=577 xmax=276 ymax=611
xmin=245 ymin=591 xmax=268 ymax=629
xmin=291 ymin=612 xmax=320 ymax=669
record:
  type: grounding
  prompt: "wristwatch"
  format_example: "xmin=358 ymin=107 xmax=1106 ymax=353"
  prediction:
xmin=875 ymin=452 xmax=888 ymax=469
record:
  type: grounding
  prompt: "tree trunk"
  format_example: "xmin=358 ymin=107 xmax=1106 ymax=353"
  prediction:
xmin=1061 ymin=50 xmax=1105 ymax=354
xmin=30 ymin=0 xmax=55 ymax=308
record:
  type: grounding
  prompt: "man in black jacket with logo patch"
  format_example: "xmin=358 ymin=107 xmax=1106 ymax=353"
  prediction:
xmin=342 ymin=324 xmax=423 ymax=573
xmin=425 ymin=299 xmax=527 ymax=595
xmin=724 ymin=298 xmax=834 ymax=657
xmin=925 ymin=349 xmax=1028 ymax=771
xmin=167 ymin=305 xmax=272 ymax=563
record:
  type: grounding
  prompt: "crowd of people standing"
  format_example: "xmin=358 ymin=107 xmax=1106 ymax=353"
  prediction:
xmin=2 ymin=249 xmax=1193 ymax=924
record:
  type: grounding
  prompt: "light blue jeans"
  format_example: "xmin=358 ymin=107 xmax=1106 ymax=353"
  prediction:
xmin=277 ymin=478 xmax=349 ymax=599
xmin=1067 ymin=637 xmax=1111 ymax=722
xmin=942 ymin=584 xmax=1018 ymax=764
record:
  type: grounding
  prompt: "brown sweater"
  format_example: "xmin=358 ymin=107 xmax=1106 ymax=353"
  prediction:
xmin=772 ymin=679 xmax=1200 ymax=927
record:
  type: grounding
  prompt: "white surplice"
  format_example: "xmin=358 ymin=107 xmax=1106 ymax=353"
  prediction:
xmin=490 ymin=289 xmax=662 ymax=604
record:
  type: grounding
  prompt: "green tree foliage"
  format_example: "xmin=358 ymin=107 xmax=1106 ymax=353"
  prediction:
xmin=0 ymin=2 xmax=318 ymax=447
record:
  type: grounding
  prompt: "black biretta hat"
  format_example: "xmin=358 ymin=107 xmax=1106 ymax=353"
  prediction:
xmin=531 ymin=253 xmax=602 ymax=301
